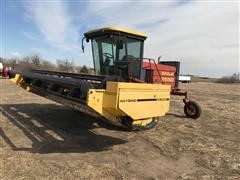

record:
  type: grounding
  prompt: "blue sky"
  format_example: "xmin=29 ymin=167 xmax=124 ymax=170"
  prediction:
xmin=1 ymin=0 xmax=239 ymax=77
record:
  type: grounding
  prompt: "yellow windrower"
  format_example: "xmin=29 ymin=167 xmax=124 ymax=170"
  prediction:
xmin=11 ymin=74 xmax=171 ymax=130
xmin=9 ymin=26 xmax=201 ymax=130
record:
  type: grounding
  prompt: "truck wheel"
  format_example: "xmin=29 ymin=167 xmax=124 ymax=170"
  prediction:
xmin=184 ymin=101 xmax=202 ymax=119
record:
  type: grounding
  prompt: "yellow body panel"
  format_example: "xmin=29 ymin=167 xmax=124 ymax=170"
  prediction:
xmin=118 ymin=90 xmax=170 ymax=119
xmin=84 ymin=27 xmax=147 ymax=39
xmin=87 ymin=82 xmax=171 ymax=124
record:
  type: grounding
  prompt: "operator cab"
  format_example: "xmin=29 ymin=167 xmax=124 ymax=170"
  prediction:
xmin=84 ymin=27 xmax=147 ymax=81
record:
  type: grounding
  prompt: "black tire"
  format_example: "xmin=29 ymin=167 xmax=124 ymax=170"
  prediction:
xmin=101 ymin=75 xmax=124 ymax=89
xmin=184 ymin=101 xmax=202 ymax=119
xmin=80 ymin=81 xmax=94 ymax=100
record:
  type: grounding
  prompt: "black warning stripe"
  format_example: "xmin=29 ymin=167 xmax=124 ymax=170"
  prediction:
xmin=137 ymin=98 xmax=169 ymax=102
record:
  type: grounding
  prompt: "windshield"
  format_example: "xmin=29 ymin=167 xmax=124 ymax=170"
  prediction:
xmin=92 ymin=37 xmax=116 ymax=75
xmin=126 ymin=38 xmax=142 ymax=59
xmin=116 ymin=38 xmax=142 ymax=61
xmin=91 ymin=36 xmax=143 ymax=79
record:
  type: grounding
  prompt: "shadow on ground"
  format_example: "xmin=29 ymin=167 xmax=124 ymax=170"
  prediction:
xmin=0 ymin=103 xmax=127 ymax=154
xmin=166 ymin=113 xmax=186 ymax=118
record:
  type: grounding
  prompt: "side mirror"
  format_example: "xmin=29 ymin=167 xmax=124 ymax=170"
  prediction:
xmin=82 ymin=37 xmax=89 ymax=53
xmin=117 ymin=40 xmax=123 ymax=49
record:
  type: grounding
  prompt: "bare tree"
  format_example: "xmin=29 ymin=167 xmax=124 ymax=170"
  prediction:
xmin=56 ymin=59 xmax=74 ymax=72
xmin=0 ymin=57 xmax=5 ymax=63
xmin=15 ymin=56 xmax=33 ymax=71
xmin=42 ymin=60 xmax=55 ymax=70
xmin=8 ymin=58 xmax=17 ymax=69
xmin=30 ymin=54 xmax=41 ymax=67
xmin=21 ymin=56 xmax=31 ymax=65
xmin=79 ymin=65 xmax=89 ymax=74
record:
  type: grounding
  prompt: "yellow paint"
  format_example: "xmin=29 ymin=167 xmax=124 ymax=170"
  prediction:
xmin=26 ymin=86 xmax=31 ymax=92
xmin=64 ymin=88 xmax=70 ymax=93
xmin=87 ymin=82 xmax=171 ymax=126
xmin=161 ymin=77 xmax=175 ymax=83
xmin=10 ymin=73 xmax=33 ymax=92
xmin=84 ymin=27 xmax=147 ymax=39
xmin=132 ymin=118 xmax=154 ymax=126
xmin=10 ymin=74 xmax=23 ymax=85
xmin=161 ymin=71 xmax=175 ymax=76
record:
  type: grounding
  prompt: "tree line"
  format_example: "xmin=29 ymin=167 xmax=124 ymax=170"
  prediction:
xmin=1 ymin=55 xmax=239 ymax=83
xmin=217 ymin=73 xmax=240 ymax=84
xmin=0 ymin=54 xmax=92 ymax=74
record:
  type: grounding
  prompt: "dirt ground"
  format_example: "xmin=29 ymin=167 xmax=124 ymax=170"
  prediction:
xmin=0 ymin=78 xmax=239 ymax=179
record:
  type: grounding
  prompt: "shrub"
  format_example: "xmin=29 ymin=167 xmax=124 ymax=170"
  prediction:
xmin=56 ymin=59 xmax=74 ymax=72
xmin=217 ymin=73 xmax=240 ymax=84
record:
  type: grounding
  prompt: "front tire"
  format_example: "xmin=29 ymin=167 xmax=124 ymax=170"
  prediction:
xmin=184 ymin=101 xmax=202 ymax=119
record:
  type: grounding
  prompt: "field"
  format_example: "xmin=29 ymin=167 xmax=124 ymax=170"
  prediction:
xmin=0 ymin=78 xmax=240 ymax=179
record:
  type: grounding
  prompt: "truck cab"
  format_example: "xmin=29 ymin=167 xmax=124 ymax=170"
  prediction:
xmin=84 ymin=27 xmax=147 ymax=81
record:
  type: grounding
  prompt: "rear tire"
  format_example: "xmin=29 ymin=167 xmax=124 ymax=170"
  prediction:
xmin=184 ymin=101 xmax=202 ymax=119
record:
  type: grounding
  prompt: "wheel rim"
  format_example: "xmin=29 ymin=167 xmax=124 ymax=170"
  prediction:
xmin=186 ymin=104 xmax=197 ymax=116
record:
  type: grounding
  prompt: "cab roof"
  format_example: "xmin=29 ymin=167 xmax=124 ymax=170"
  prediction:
xmin=84 ymin=27 xmax=147 ymax=40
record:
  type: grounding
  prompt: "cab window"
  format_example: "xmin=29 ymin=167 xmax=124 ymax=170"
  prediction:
xmin=126 ymin=38 xmax=142 ymax=59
